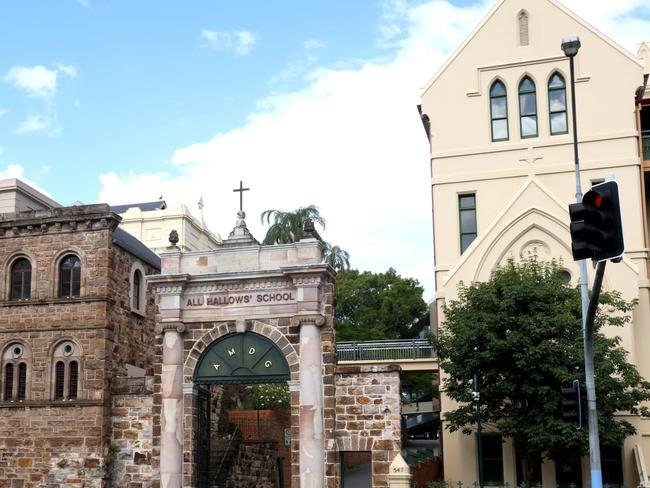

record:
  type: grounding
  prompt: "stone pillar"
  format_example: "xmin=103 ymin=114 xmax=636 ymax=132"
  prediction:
xmin=388 ymin=454 xmax=411 ymax=488
xmin=298 ymin=316 xmax=325 ymax=488
xmin=160 ymin=322 xmax=185 ymax=488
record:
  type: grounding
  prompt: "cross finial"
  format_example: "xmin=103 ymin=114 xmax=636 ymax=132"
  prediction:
xmin=233 ymin=180 xmax=250 ymax=212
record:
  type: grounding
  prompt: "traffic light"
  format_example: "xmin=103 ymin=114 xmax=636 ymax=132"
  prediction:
xmin=561 ymin=379 xmax=583 ymax=429
xmin=568 ymin=180 xmax=624 ymax=262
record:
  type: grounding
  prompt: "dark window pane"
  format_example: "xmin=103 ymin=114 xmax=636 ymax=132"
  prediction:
xmin=481 ymin=435 xmax=504 ymax=483
xmin=55 ymin=361 xmax=65 ymax=400
xmin=520 ymin=77 xmax=535 ymax=92
xmin=459 ymin=195 xmax=476 ymax=209
xmin=133 ymin=271 xmax=141 ymax=309
xmin=461 ymin=234 xmax=476 ymax=253
xmin=4 ymin=363 xmax=14 ymax=400
xmin=60 ymin=255 xmax=81 ymax=298
xmin=490 ymin=81 xmax=506 ymax=97
xmin=17 ymin=363 xmax=26 ymax=400
xmin=69 ymin=361 xmax=78 ymax=400
xmin=601 ymin=446 xmax=623 ymax=485
xmin=11 ymin=258 xmax=31 ymax=300
xmin=555 ymin=454 xmax=583 ymax=487
xmin=460 ymin=210 xmax=477 ymax=234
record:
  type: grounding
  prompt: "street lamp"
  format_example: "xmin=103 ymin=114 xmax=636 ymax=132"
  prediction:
xmin=561 ymin=36 xmax=603 ymax=488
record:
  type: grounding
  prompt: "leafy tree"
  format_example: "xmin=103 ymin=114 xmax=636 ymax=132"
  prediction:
xmin=260 ymin=205 xmax=326 ymax=244
xmin=248 ymin=384 xmax=290 ymax=410
xmin=335 ymin=268 xmax=428 ymax=341
xmin=434 ymin=256 xmax=650 ymax=486
xmin=323 ymin=243 xmax=350 ymax=273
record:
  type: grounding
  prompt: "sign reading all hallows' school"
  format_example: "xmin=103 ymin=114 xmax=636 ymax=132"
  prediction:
xmin=186 ymin=291 xmax=296 ymax=307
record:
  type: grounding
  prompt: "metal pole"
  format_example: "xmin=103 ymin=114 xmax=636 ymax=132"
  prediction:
xmin=474 ymin=373 xmax=484 ymax=488
xmin=568 ymin=52 xmax=603 ymax=488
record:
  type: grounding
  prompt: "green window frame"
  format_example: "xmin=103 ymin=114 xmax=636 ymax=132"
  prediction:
xmin=490 ymin=81 xmax=508 ymax=142
xmin=459 ymin=194 xmax=477 ymax=254
xmin=519 ymin=76 xmax=538 ymax=138
xmin=548 ymin=72 xmax=568 ymax=135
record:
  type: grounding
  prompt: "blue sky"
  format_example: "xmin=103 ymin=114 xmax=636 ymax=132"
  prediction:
xmin=1 ymin=0 xmax=649 ymax=299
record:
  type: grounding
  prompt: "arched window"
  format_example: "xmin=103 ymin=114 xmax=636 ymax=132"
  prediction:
xmin=59 ymin=255 xmax=81 ymax=298
xmin=10 ymin=258 xmax=31 ymax=300
xmin=133 ymin=269 xmax=142 ymax=310
xmin=4 ymin=363 xmax=13 ymax=401
xmin=490 ymin=81 xmax=509 ymax=142
xmin=518 ymin=11 xmax=529 ymax=46
xmin=519 ymin=77 xmax=538 ymax=138
xmin=51 ymin=340 xmax=82 ymax=401
xmin=548 ymin=72 xmax=568 ymax=135
xmin=2 ymin=342 xmax=30 ymax=401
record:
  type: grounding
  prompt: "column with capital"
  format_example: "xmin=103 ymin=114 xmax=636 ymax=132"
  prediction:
xmin=295 ymin=314 xmax=326 ymax=488
xmin=160 ymin=322 xmax=186 ymax=488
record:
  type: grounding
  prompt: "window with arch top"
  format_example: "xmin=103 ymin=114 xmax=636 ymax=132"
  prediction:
xmin=59 ymin=254 xmax=81 ymax=298
xmin=51 ymin=340 xmax=81 ymax=401
xmin=490 ymin=80 xmax=508 ymax=142
xmin=2 ymin=342 xmax=30 ymax=401
xmin=10 ymin=258 xmax=31 ymax=300
xmin=548 ymin=72 xmax=568 ymax=135
xmin=130 ymin=261 xmax=147 ymax=315
xmin=519 ymin=77 xmax=538 ymax=138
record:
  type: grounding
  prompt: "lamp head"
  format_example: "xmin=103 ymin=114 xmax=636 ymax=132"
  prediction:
xmin=561 ymin=36 xmax=581 ymax=57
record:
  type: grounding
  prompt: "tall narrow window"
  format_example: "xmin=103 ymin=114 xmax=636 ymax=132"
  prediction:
xmin=4 ymin=363 xmax=13 ymax=401
xmin=133 ymin=270 xmax=142 ymax=310
xmin=10 ymin=258 xmax=31 ymax=300
xmin=59 ymin=255 xmax=81 ymax=298
xmin=55 ymin=361 xmax=65 ymax=400
xmin=519 ymin=77 xmax=538 ymax=138
xmin=481 ymin=435 xmax=504 ymax=484
xmin=17 ymin=363 xmax=26 ymax=401
xmin=518 ymin=11 xmax=529 ymax=46
xmin=548 ymin=72 xmax=568 ymax=135
xmin=69 ymin=361 xmax=78 ymax=400
xmin=490 ymin=81 xmax=509 ymax=141
xmin=459 ymin=194 xmax=477 ymax=254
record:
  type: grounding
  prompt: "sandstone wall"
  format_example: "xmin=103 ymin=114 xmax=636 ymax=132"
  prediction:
xmin=335 ymin=365 xmax=402 ymax=488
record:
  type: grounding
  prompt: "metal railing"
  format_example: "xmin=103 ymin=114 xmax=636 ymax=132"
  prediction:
xmin=643 ymin=129 xmax=650 ymax=161
xmin=336 ymin=339 xmax=434 ymax=361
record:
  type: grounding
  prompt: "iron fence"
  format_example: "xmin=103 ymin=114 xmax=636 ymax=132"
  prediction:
xmin=336 ymin=338 xmax=434 ymax=361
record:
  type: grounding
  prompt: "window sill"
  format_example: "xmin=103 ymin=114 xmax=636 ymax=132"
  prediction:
xmin=0 ymin=399 xmax=105 ymax=408
xmin=1 ymin=296 xmax=112 ymax=307
xmin=130 ymin=308 xmax=146 ymax=318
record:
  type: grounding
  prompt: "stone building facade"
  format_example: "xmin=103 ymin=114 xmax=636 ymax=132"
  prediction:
xmin=0 ymin=204 xmax=160 ymax=487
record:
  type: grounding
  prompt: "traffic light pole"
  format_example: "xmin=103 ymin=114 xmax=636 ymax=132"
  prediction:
xmin=568 ymin=52 xmax=603 ymax=488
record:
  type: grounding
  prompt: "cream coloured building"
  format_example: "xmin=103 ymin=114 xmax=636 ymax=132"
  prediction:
xmin=420 ymin=0 xmax=650 ymax=485
xmin=113 ymin=201 xmax=222 ymax=253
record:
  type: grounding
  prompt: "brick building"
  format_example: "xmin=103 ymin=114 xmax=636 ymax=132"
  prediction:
xmin=0 ymin=201 xmax=160 ymax=487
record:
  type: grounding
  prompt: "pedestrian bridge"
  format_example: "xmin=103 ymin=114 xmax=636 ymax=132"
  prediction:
xmin=336 ymin=339 xmax=437 ymax=371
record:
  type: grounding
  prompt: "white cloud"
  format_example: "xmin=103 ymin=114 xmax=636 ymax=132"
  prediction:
xmin=5 ymin=65 xmax=58 ymax=99
xmin=55 ymin=63 xmax=78 ymax=78
xmin=100 ymin=0 xmax=650 ymax=300
xmin=201 ymin=29 xmax=258 ymax=55
xmin=15 ymin=114 xmax=48 ymax=134
xmin=0 ymin=163 xmax=54 ymax=197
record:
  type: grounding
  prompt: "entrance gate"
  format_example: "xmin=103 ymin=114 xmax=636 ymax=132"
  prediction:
xmin=150 ymin=211 xmax=337 ymax=488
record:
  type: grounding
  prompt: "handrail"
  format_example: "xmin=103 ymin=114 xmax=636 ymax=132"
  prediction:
xmin=336 ymin=338 xmax=434 ymax=361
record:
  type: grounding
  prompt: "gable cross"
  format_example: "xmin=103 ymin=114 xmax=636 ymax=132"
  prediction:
xmin=233 ymin=180 xmax=250 ymax=212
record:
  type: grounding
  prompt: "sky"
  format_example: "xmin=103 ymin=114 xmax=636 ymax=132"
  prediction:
xmin=0 ymin=0 xmax=649 ymax=301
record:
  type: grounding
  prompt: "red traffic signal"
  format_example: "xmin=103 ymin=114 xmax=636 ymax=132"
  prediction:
xmin=568 ymin=181 xmax=624 ymax=262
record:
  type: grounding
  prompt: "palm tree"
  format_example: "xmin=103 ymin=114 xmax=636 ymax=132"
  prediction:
xmin=323 ymin=243 xmax=350 ymax=273
xmin=260 ymin=205 xmax=326 ymax=244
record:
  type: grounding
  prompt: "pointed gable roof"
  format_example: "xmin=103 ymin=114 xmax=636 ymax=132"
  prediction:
xmin=421 ymin=0 xmax=643 ymax=95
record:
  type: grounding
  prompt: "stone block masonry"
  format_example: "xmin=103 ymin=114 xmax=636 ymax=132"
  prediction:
xmin=335 ymin=365 xmax=402 ymax=488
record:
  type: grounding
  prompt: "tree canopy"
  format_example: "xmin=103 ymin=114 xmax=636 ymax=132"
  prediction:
xmin=335 ymin=268 xmax=428 ymax=341
xmin=434 ymin=256 xmax=650 ymax=485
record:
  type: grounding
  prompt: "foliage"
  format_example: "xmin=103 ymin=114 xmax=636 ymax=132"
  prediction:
xmin=434 ymin=256 xmax=650 ymax=486
xmin=249 ymin=384 xmax=290 ymax=410
xmin=335 ymin=268 xmax=428 ymax=341
xmin=401 ymin=371 xmax=437 ymax=403
xmin=260 ymin=205 xmax=326 ymax=244
xmin=260 ymin=205 xmax=351 ymax=273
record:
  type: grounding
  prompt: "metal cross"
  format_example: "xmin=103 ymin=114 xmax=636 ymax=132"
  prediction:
xmin=233 ymin=180 xmax=250 ymax=212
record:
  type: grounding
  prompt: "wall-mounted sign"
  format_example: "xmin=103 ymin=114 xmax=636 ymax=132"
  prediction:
xmin=186 ymin=291 xmax=296 ymax=308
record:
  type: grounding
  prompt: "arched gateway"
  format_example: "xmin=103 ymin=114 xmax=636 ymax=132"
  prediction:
xmin=149 ymin=213 xmax=337 ymax=488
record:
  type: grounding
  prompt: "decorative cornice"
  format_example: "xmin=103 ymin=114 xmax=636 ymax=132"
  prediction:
xmin=184 ymin=279 xmax=292 ymax=294
xmin=290 ymin=314 xmax=325 ymax=327
xmin=157 ymin=321 xmax=186 ymax=334
xmin=155 ymin=284 xmax=185 ymax=294
xmin=290 ymin=275 xmax=323 ymax=286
